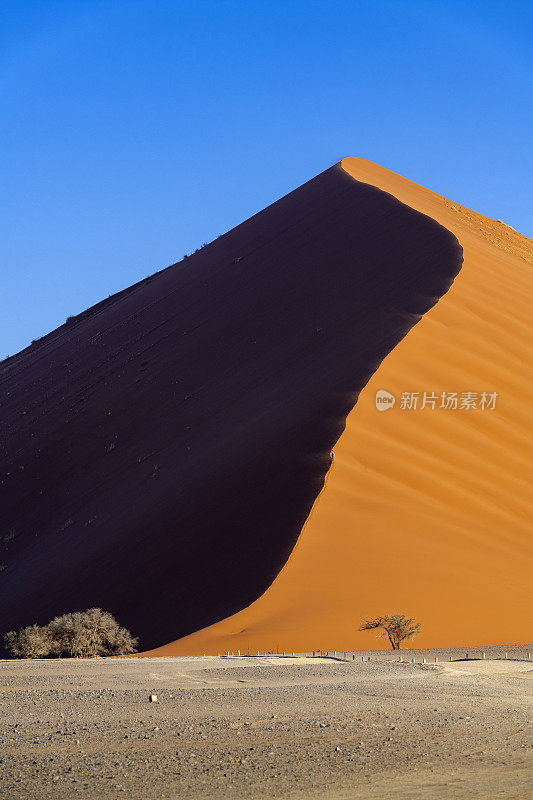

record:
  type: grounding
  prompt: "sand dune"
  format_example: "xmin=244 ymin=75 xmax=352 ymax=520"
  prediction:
xmin=151 ymin=158 xmax=533 ymax=656
xmin=0 ymin=163 xmax=461 ymax=652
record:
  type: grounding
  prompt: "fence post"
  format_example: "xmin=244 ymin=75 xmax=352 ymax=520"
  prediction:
xmin=482 ymin=652 xmax=486 ymax=659
xmin=399 ymin=656 xmax=403 ymax=662
xmin=505 ymin=652 xmax=508 ymax=659
xmin=352 ymin=654 xmax=355 ymax=660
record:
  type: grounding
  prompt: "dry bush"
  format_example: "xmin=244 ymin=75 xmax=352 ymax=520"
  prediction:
xmin=3 ymin=624 xmax=54 ymax=658
xmin=48 ymin=608 xmax=138 ymax=657
xmin=4 ymin=608 xmax=138 ymax=658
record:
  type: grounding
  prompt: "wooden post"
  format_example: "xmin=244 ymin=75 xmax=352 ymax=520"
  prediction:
xmin=449 ymin=655 xmax=452 ymax=662
xmin=422 ymin=658 xmax=426 ymax=664
xmin=412 ymin=658 xmax=415 ymax=663
xmin=434 ymin=657 xmax=438 ymax=663
xmin=361 ymin=656 xmax=365 ymax=662
xmin=399 ymin=656 xmax=403 ymax=662
xmin=482 ymin=652 xmax=486 ymax=659
xmin=505 ymin=652 xmax=508 ymax=659
xmin=528 ymin=653 xmax=531 ymax=660
xmin=352 ymin=654 xmax=355 ymax=660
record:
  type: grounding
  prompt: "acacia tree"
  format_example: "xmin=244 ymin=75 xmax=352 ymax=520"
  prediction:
xmin=359 ymin=614 xmax=421 ymax=650
xmin=47 ymin=608 xmax=138 ymax=657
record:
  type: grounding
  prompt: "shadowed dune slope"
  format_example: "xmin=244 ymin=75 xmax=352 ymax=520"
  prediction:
xmin=153 ymin=158 xmax=533 ymax=656
xmin=0 ymin=164 xmax=461 ymax=652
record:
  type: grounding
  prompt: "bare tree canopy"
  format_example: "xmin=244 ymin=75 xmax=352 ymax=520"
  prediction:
xmin=359 ymin=614 xmax=421 ymax=649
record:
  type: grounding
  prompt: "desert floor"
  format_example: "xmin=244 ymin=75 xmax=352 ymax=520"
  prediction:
xmin=1 ymin=648 xmax=531 ymax=799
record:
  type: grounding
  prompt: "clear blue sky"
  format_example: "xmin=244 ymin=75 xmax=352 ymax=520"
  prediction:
xmin=1 ymin=0 xmax=531 ymax=359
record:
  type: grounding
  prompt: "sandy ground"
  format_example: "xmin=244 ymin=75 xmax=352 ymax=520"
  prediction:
xmin=1 ymin=651 xmax=531 ymax=799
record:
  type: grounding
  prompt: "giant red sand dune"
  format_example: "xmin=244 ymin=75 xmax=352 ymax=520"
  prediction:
xmin=1 ymin=159 xmax=531 ymax=655
xmin=0 ymin=162 xmax=461 ymax=652
xmin=147 ymin=158 xmax=533 ymax=655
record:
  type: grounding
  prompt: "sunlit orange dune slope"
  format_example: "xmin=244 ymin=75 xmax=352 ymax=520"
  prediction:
xmin=149 ymin=158 xmax=533 ymax=656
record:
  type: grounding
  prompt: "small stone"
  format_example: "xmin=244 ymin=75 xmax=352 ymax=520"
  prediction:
xmin=149 ymin=695 xmax=158 ymax=703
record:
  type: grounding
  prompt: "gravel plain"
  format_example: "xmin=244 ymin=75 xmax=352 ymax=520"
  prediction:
xmin=0 ymin=648 xmax=531 ymax=799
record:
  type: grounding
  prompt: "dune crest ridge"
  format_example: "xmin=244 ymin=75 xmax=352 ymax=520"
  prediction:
xmin=153 ymin=157 xmax=533 ymax=656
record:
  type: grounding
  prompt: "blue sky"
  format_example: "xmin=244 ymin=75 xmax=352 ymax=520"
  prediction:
xmin=1 ymin=0 xmax=531 ymax=358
